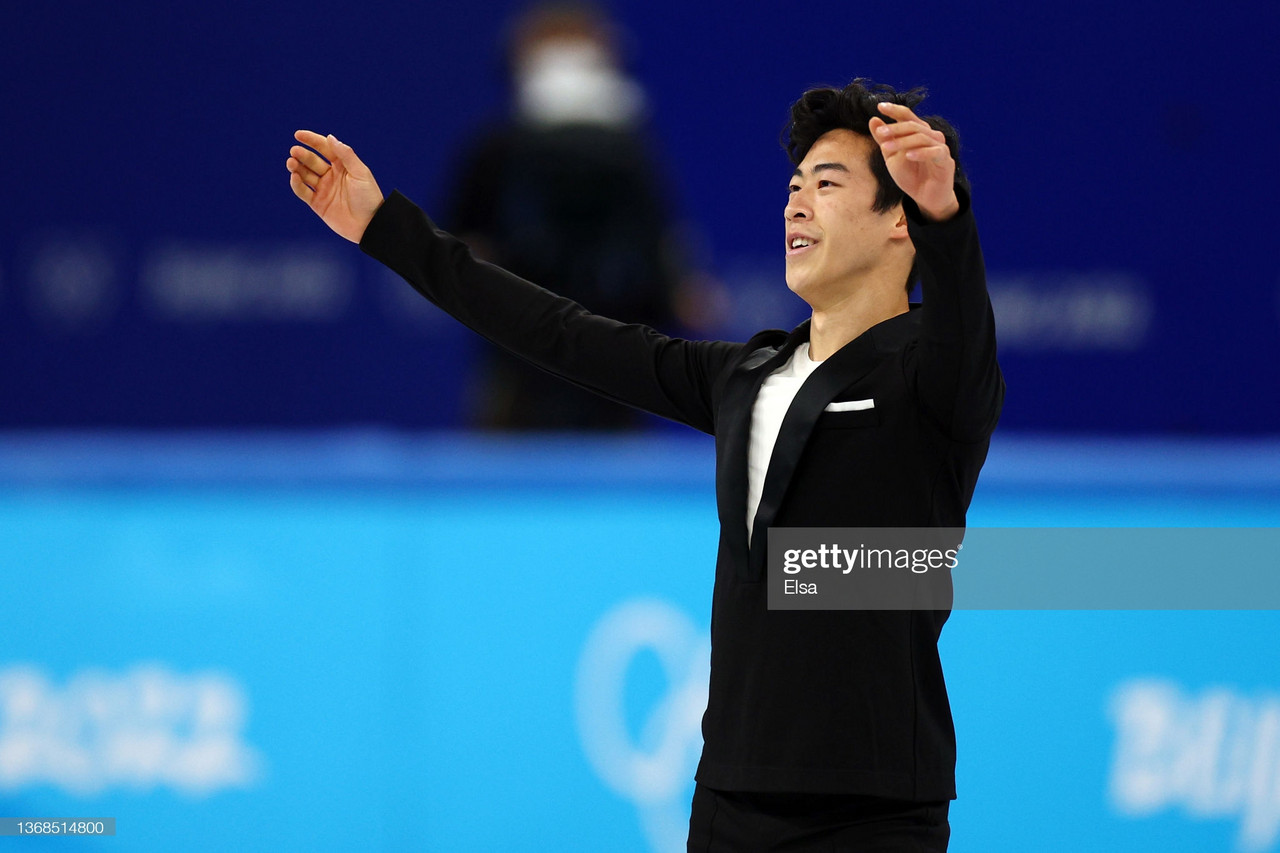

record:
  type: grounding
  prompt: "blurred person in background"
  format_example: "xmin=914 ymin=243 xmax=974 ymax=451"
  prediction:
xmin=444 ymin=1 xmax=716 ymax=430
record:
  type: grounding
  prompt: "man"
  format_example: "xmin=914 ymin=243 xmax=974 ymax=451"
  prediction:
xmin=286 ymin=78 xmax=1003 ymax=851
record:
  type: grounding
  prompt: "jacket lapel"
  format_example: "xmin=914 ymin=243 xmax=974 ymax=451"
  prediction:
xmin=745 ymin=321 xmax=901 ymax=579
xmin=715 ymin=331 xmax=798 ymax=580
xmin=717 ymin=310 xmax=918 ymax=582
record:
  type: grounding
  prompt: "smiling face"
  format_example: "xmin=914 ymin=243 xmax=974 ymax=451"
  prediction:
xmin=785 ymin=129 xmax=910 ymax=309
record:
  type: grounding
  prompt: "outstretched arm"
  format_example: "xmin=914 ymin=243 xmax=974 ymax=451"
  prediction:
xmin=286 ymin=130 xmax=385 ymax=243
xmin=357 ymin=192 xmax=742 ymax=434
xmin=283 ymin=131 xmax=741 ymax=434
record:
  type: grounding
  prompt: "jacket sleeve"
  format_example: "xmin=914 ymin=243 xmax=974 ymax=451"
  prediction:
xmin=903 ymin=187 xmax=1005 ymax=442
xmin=359 ymin=191 xmax=742 ymax=435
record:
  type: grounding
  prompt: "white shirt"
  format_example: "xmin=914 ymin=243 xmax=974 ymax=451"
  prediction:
xmin=745 ymin=342 xmax=823 ymax=542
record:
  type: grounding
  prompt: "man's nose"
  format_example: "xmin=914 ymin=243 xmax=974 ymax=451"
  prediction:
xmin=785 ymin=180 xmax=815 ymax=220
xmin=785 ymin=197 xmax=810 ymax=221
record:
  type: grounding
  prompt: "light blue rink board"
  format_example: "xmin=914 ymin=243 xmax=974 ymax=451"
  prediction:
xmin=0 ymin=433 xmax=1277 ymax=853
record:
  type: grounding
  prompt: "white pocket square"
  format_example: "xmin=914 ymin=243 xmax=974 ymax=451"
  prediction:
xmin=825 ymin=398 xmax=875 ymax=412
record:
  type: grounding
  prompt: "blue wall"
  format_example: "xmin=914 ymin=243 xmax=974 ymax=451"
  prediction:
xmin=3 ymin=0 xmax=1278 ymax=432
xmin=1 ymin=434 xmax=1279 ymax=851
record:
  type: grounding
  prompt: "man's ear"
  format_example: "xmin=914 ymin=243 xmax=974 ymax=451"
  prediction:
xmin=889 ymin=205 xmax=911 ymax=242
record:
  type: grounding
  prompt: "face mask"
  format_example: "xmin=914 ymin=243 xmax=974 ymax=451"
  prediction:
xmin=515 ymin=40 xmax=645 ymax=128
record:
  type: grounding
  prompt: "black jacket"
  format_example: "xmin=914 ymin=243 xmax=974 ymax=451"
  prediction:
xmin=360 ymin=187 xmax=1003 ymax=801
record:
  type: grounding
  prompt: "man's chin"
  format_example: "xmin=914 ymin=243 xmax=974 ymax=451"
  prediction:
xmin=785 ymin=276 xmax=819 ymax=306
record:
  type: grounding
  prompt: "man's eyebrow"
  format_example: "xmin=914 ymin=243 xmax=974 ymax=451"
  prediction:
xmin=791 ymin=162 xmax=852 ymax=179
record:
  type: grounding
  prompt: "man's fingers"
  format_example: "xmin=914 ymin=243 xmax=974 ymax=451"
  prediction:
xmin=873 ymin=112 xmax=948 ymax=161
xmin=288 ymin=128 xmax=384 ymax=241
xmin=880 ymin=133 xmax=946 ymax=156
xmin=873 ymin=103 xmax=933 ymax=136
xmin=876 ymin=101 xmax=926 ymax=124
xmin=289 ymin=170 xmax=315 ymax=204
xmin=289 ymin=144 xmax=331 ymax=177
xmin=287 ymin=159 xmax=324 ymax=190
xmin=872 ymin=121 xmax=943 ymax=141
xmin=326 ymin=134 xmax=375 ymax=181
xmin=904 ymin=144 xmax=951 ymax=164
xmin=293 ymin=130 xmax=369 ymax=181
xmin=294 ymin=129 xmax=330 ymax=154
xmin=888 ymin=136 xmax=950 ymax=159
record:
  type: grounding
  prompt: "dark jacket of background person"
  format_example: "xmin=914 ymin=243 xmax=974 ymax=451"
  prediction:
xmin=446 ymin=121 xmax=685 ymax=429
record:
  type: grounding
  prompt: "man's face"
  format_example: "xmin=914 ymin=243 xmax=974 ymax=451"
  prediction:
xmin=784 ymin=129 xmax=904 ymax=308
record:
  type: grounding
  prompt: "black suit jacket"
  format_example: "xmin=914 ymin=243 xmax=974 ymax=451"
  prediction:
xmin=361 ymin=187 xmax=1003 ymax=801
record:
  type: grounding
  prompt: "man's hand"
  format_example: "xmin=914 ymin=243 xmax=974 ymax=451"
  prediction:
xmin=868 ymin=102 xmax=960 ymax=222
xmin=287 ymin=130 xmax=385 ymax=243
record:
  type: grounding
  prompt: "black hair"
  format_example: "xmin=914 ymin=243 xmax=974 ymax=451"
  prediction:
xmin=782 ymin=79 xmax=966 ymax=292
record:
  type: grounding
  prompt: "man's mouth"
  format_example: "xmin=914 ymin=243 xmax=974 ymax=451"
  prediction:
xmin=787 ymin=235 xmax=818 ymax=257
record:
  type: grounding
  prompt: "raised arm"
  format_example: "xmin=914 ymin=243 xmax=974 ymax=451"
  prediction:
xmin=869 ymin=103 xmax=1004 ymax=441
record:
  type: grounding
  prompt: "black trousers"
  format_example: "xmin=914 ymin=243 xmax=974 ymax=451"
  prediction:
xmin=687 ymin=784 xmax=951 ymax=853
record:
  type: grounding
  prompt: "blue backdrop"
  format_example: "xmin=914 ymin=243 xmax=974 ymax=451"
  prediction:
xmin=3 ymin=2 xmax=1280 ymax=850
xmin=3 ymin=0 xmax=1278 ymax=432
